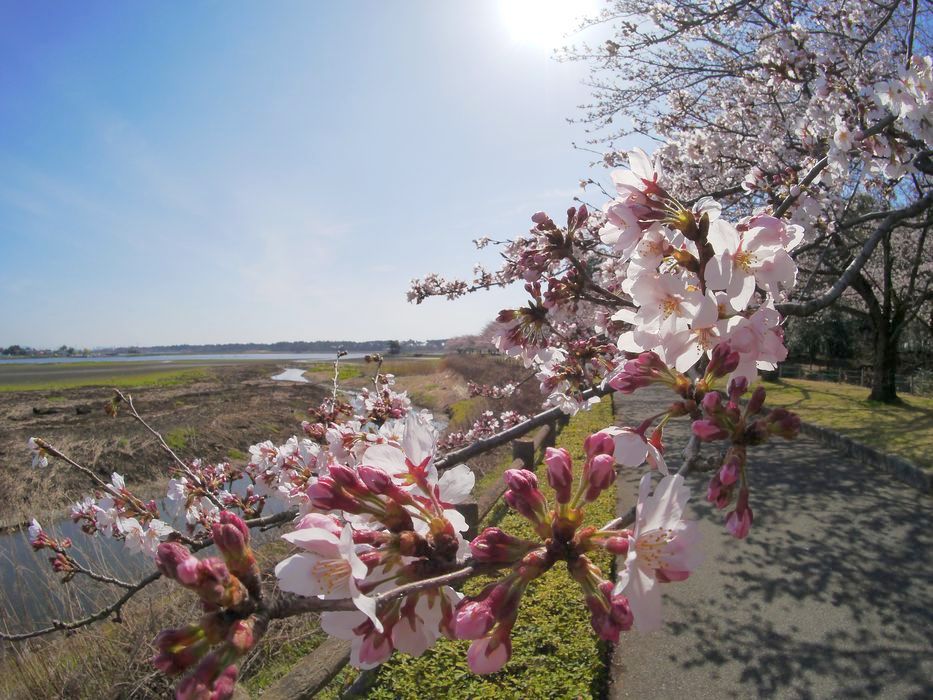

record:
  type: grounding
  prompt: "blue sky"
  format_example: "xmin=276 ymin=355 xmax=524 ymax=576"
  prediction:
xmin=0 ymin=1 xmax=615 ymax=347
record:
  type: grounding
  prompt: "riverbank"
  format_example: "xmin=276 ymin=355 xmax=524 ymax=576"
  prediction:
xmin=0 ymin=354 xmax=540 ymax=698
xmin=0 ymin=362 xmax=327 ymax=528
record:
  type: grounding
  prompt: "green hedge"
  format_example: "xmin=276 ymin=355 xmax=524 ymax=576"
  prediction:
xmin=341 ymin=397 xmax=617 ymax=700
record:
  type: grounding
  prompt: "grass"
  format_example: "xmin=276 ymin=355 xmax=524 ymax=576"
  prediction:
xmin=761 ymin=378 xmax=933 ymax=471
xmin=304 ymin=362 xmax=363 ymax=381
xmin=448 ymin=397 xmax=483 ymax=426
xmin=227 ymin=447 xmax=248 ymax=461
xmin=165 ymin=426 xmax=197 ymax=452
xmin=0 ymin=538 xmax=326 ymax=699
xmin=331 ymin=397 xmax=617 ymax=700
xmin=0 ymin=367 xmax=210 ymax=392
xmin=380 ymin=358 xmax=443 ymax=376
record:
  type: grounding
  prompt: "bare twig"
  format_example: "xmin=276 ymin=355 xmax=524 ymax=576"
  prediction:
xmin=0 ymin=571 xmax=161 ymax=642
xmin=34 ymin=438 xmax=115 ymax=494
xmin=114 ymin=390 xmax=224 ymax=511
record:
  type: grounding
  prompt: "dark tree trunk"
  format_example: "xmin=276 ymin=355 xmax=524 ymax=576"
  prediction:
xmin=868 ymin=329 xmax=900 ymax=402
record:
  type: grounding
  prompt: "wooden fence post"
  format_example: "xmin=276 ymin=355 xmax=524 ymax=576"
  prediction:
xmin=512 ymin=439 xmax=535 ymax=469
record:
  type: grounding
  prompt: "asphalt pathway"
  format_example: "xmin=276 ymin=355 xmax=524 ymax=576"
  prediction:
xmin=609 ymin=388 xmax=933 ymax=700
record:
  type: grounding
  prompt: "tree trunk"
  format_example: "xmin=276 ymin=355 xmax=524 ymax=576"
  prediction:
xmin=868 ymin=329 xmax=900 ymax=402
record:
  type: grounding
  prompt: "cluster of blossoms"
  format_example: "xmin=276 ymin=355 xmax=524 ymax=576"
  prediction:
xmin=467 ymin=380 xmax=517 ymax=399
xmin=437 ymin=410 xmax=528 ymax=452
xmin=260 ymin=407 xmax=708 ymax=676
xmin=25 ymin=134 xmax=819 ymax=697
xmin=602 ymin=150 xmax=798 ymax=383
xmin=27 ymin=519 xmax=77 ymax=580
xmin=458 ymin=429 xmax=701 ymax=672
xmin=69 ymin=470 xmax=174 ymax=558
xmin=569 ymin=2 xmax=932 ymax=236
xmin=692 ymin=377 xmax=801 ymax=538
xmin=275 ymin=411 xmax=474 ymax=668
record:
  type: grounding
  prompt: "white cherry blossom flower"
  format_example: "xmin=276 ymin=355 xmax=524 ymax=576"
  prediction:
xmin=614 ymin=473 xmax=703 ymax=631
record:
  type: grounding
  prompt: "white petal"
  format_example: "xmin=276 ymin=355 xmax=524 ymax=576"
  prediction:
xmin=640 ymin=475 xmax=689 ymax=534
xmin=361 ymin=445 xmax=409 ymax=483
xmin=320 ymin=610 xmax=366 ymax=640
xmin=613 ymin=430 xmax=649 ymax=467
xmin=402 ymin=412 xmax=435 ymax=467
xmin=626 ymin=564 xmax=663 ymax=632
xmin=437 ymin=464 xmax=475 ymax=504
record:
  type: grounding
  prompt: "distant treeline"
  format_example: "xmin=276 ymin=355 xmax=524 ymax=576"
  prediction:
xmin=0 ymin=339 xmax=447 ymax=357
xmin=107 ymin=339 xmax=447 ymax=355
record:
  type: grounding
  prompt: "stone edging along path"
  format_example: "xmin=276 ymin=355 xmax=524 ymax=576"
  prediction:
xmin=793 ymin=418 xmax=931 ymax=494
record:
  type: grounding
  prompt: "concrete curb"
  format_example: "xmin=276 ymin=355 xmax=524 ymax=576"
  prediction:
xmin=795 ymin=419 xmax=931 ymax=494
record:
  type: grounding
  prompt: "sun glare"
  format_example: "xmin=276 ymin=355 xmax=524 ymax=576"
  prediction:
xmin=499 ymin=0 xmax=596 ymax=48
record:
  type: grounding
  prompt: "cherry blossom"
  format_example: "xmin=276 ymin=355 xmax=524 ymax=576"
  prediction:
xmin=614 ymin=473 xmax=703 ymax=631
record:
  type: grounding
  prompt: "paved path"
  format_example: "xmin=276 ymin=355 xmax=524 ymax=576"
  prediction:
xmin=608 ymin=389 xmax=933 ymax=700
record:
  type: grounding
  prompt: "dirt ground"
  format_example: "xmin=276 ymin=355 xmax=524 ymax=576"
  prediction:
xmin=0 ymin=355 xmax=539 ymax=528
xmin=0 ymin=363 xmax=327 ymax=527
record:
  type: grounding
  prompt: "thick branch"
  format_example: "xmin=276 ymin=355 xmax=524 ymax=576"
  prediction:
xmin=778 ymin=192 xmax=933 ymax=316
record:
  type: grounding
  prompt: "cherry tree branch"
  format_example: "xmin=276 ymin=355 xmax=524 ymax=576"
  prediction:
xmin=0 ymin=571 xmax=161 ymax=642
xmin=778 ymin=191 xmax=933 ymax=316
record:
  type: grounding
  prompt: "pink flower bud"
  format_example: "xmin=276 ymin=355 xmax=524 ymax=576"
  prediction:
xmin=212 ymin=513 xmax=254 ymax=578
xmin=603 ymin=535 xmax=630 ymax=555
xmin=226 ymin=618 xmax=257 ymax=655
xmin=575 ymin=203 xmax=589 ymax=227
xmin=357 ymin=465 xmax=392 ymax=494
xmin=691 ymin=419 xmax=729 ymax=442
xmin=470 ymin=527 xmax=535 ymax=564
xmin=707 ymin=342 xmax=740 ymax=378
xmin=307 ymin=477 xmax=362 ymax=512
xmin=503 ymin=469 xmax=547 ymax=524
xmin=725 ymin=489 xmax=753 ymax=539
xmin=583 ymin=454 xmax=616 ymax=502
xmin=608 ymin=372 xmax=653 ymax=393
xmin=503 ymin=468 xmax=538 ymax=493
xmin=328 ymin=463 xmax=365 ymax=492
xmin=727 ymin=375 xmax=749 ymax=400
xmin=454 ymin=600 xmax=496 ymax=639
xmin=701 ymin=391 xmax=722 ymax=415
xmin=718 ymin=456 xmax=740 ymax=486
xmin=156 ymin=542 xmax=198 ymax=583
xmin=587 ymin=581 xmax=634 ymax=642
xmin=544 ymin=447 xmax=573 ymax=504
xmin=583 ymin=431 xmax=615 ymax=460
xmin=467 ymin=631 xmax=512 ymax=675
xmin=747 ymin=386 xmax=767 ymax=414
